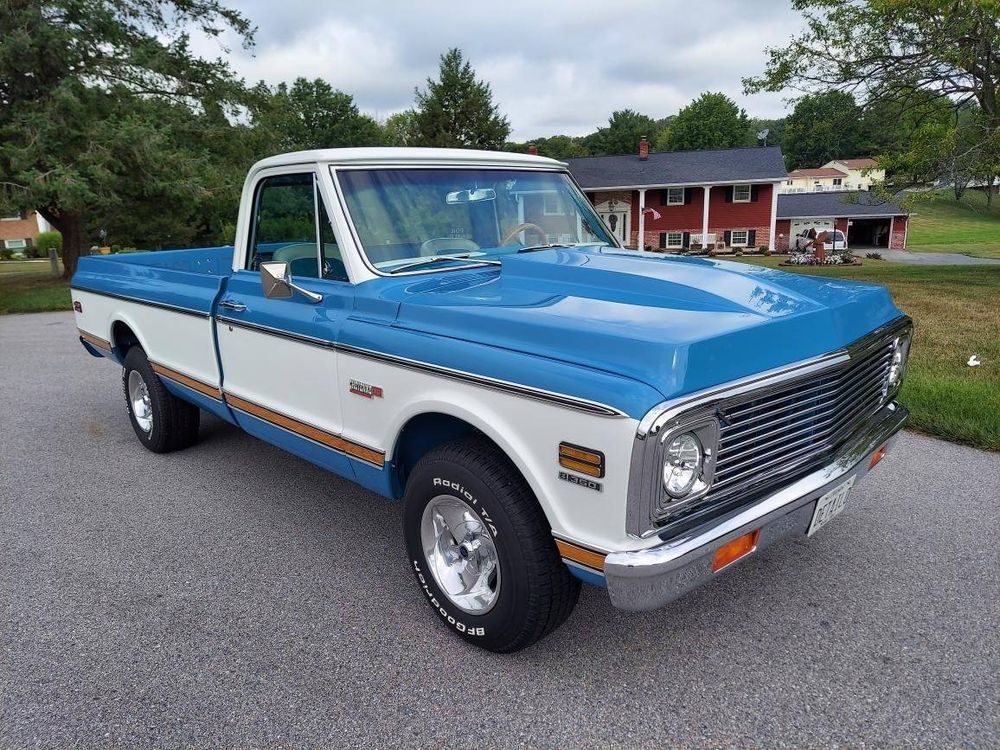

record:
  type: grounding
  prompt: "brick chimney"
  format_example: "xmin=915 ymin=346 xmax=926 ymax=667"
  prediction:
xmin=527 ymin=144 xmax=538 ymax=156
xmin=639 ymin=136 xmax=649 ymax=160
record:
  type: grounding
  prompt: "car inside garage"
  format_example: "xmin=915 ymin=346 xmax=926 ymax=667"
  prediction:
xmin=847 ymin=217 xmax=892 ymax=249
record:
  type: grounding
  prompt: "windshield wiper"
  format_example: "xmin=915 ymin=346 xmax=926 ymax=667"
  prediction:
xmin=387 ymin=253 xmax=501 ymax=274
xmin=516 ymin=243 xmax=574 ymax=253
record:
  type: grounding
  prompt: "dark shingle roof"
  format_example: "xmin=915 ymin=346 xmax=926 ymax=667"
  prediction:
xmin=777 ymin=192 xmax=908 ymax=218
xmin=565 ymin=145 xmax=786 ymax=188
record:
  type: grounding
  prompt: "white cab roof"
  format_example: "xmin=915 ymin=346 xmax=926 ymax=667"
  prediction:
xmin=250 ymin=147 xmax=566 ymax=174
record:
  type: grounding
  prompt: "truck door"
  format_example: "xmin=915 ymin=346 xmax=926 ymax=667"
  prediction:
xmin=215 ymin=169 xmax=367 ymax=479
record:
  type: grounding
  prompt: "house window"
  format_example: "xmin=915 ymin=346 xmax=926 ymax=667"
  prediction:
xmin=733 ymin=184 xmax=751 ymax=202
xmin=1 ymin=210 xmax=22 ymax=221
xmin=4 ymin=238 xmax=27 ymax=249
xmin=542 ymin=193 xmax=561 ymax=215
xmin=833 ymin=177 xmax=843 ymax=186
xmin=730 ymin=230 xmax=749 ymax=246
xmin=786 ymin=180 xmax=793 ymax=186
xmin=660 ymin=231 xmax=684 ymax=248
xmin=665 ymin=187 xmax=685 ymax=205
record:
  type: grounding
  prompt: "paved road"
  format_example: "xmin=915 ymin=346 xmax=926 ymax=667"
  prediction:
xmin=877 ymin=248 xmax=1000 ymax=265
xmin=2 ymin=311 xmax=998 ymax=749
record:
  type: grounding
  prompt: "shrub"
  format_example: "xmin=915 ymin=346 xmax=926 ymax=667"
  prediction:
xmin=0 ymin=248 xmax=13 ymax=260
xmin=35 ymin=230 xmax=62 ymax=257
xmin=866 ymin=251 xmax=883 ymax=260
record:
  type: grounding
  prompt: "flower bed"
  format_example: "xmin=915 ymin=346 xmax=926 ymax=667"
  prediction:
xmin=780 ymin=252 xmax=862 ymax=266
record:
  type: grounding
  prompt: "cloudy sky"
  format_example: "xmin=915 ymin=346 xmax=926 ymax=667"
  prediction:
xmin=195 ymin=0 xmax=805 ymax=140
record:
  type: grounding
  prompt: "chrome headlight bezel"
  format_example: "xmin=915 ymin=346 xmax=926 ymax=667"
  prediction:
xmin=655 ymin=416 xmax=720 ymax=517
xmin=883 ymin=329 xmax=912 ymax=401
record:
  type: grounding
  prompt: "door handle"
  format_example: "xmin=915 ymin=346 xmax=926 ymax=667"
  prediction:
xmin=219 ymin=299 xmax=247 ymax=312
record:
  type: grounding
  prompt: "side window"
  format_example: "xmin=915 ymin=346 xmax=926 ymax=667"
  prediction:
xmin=248 ymin=173 xmax=321 ymax=278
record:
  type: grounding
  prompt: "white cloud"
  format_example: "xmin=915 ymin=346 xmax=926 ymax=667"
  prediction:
xmin=193 ymin=0 xmax=804 ymax=138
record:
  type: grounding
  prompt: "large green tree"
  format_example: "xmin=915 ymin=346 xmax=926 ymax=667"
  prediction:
xmin=666 ymin=93 xmax=750 ymax=151
xmin=413 ymin=48 xmax=510 ymax=149
xmin=584 ymin=110 xmax=658 ymax=156
xmin=745 ymin=0 xmax=999 ymax=126
xmin=0 ymin=0 xmax=252 ymax=277
xmin=781 ymin=91 xmax=867 ymax=169
xmin=383 ymin=109 xmax=420 ymax=147
xmin=504 ymin=135 xmax=590 ymax=159
xmin=251 ymin=78 xmax=384 ymax=153
xmin=745 ymin=0 xmax=1000 ymax=185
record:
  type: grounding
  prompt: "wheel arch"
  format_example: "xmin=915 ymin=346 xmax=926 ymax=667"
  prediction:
xmin=110 ymin=318 xmax=145 ymax=362
xmin=388 ymin=403 xmax=557 ymax=531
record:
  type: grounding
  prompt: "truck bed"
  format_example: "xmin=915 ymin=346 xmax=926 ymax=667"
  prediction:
xmin=71 ymin=246 xmax=233 ymax=317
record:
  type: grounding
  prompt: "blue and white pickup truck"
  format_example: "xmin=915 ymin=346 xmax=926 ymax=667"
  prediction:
xmin=72 ymin=148 xmax=911 ymax=652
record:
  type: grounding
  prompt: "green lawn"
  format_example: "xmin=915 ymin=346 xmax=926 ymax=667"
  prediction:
xmin=0 ymin=260 xmax=71 ymax=314
xmin=731 ymin=257 xmax=1000 ymax=451
xmin=905 ymin=189 xmax=1000 ymax=259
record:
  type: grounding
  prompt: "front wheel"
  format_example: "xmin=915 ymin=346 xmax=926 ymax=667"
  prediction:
xmin=402 ymin=438 xmax=580 ymax=652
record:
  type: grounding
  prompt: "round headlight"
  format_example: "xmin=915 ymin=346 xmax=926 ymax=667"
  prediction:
xmin=663 ymin=432 xmax=703 ymax=498
xmin=886 ymin=334 xmax=910 ymax=390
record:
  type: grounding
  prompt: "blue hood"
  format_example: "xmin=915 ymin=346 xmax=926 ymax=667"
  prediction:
xmin=353 ymin=248 xmax=903 ymax=417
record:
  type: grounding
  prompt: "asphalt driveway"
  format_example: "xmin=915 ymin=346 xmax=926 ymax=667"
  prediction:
xmin=2 ymin=311 xmax=998 ymax=749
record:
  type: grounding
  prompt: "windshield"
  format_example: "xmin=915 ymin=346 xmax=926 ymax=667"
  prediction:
xmin=336 ymin=168 xmax=616 ymax=274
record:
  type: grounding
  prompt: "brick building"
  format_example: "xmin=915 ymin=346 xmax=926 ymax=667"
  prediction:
xmin=565 ymin=143 xmax=787 ymax=251
xmin=0 ymin=210 xmax=51 ymax=254
xmin=775 ymin=193 xmax=909 ymax=251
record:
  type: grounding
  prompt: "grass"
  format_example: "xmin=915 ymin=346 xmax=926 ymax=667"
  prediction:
xmin=731 ymin=256 xmax=1000 ymax=451
xmin=0 ymin=260 xmax=71 ymax=314
xmin=905 ymin=189 xmax=1000 ymax=259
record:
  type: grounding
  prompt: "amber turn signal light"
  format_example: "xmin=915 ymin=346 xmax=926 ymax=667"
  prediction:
xmin=712 ymin=529 xmax=761 ymax=573
xmin=869 ymin=445 xmax=887 ymax=469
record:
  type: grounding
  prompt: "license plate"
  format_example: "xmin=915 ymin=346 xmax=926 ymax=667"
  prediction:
xmin=807 ymin=475 xmax=856 ymax=537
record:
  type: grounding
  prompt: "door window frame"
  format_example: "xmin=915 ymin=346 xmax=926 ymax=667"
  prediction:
xmin=242 ymin=166 xmax=353 ymax=285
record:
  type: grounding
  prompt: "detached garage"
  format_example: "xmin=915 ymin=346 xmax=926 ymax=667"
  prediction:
xmin=775 ymin=192 xmax=910 ymax=251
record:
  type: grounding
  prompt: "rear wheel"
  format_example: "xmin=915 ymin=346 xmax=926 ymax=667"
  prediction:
xmin=122 ymin=347 xmax=199 ymax=453
xmin=403 ymin=437 xmax=580 ymax=652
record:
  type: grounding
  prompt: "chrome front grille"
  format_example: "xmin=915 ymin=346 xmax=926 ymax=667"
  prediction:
xmin=706 ymin=338 xmax=894 ymax=505
xmin=626 ymin=316 xmax=913 ymax=538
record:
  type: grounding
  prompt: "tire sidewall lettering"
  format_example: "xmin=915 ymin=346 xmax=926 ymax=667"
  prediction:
xmin=431 ymin=477 xmax=499 ymax=538
xmin=412 ymin=557 xmax=486 ymax=637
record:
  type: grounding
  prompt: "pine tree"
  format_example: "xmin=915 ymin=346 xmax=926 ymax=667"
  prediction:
xmin=413 ymin=49 xmax=511 ymax=149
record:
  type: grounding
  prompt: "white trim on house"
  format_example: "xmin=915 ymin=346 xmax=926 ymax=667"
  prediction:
xmin=730 ymin=229 xmax=749 ymax=246
xmin=4 ymin=238 xmax=27 ymax=249
xmin=769 ymin=183 xmax=779 ymax=251
xmin=701 ymin=186 xmax=710 ymax=241
xmin=637 ymin=188 xmax=647 ymax=249
xmin=779 ymin=213 xmax=905 ymax=220
xmin=542 ymin=193 xmax=562 ymax=216
xmin=733 ymin=184 xmax=751 ymax=203
xmin=580 ymin=178 xmax=784 ymax=191
xmin=663 ymin=231 xmax=684 ymax=248
xmin=665 ymin=187 xmax=685 ymax=205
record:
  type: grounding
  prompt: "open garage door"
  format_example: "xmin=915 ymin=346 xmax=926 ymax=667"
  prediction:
xmin=847 ymin=218 xmax=892 ymax=249
xmin=789 ymin=219 xmax=833 ymax=251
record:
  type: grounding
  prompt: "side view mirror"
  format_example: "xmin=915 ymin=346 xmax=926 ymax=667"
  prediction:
xmin=260 ymin=261 xmax=323 ymax=304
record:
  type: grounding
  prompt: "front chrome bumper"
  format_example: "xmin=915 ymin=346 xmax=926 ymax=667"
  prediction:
xmin=604 ymin=402 xmax=908 ymax=611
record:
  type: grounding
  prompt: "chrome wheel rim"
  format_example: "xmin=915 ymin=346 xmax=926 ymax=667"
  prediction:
xmin=420 ymin=494 xmax=501 ymax=614
xmin=127 ymin=370 xmax=153 ymax=434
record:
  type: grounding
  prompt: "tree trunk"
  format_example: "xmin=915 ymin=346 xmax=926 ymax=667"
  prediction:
xmin=986 ymin=177 xmax=996 ymax=208
xmin=38 ymin=208 xmax=86 ymax=279
xmin=59 ymin=213 xmax=85 ymax=279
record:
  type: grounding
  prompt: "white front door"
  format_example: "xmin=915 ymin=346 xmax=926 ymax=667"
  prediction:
xmin=595 ymin=202 xmax=631 ymax=245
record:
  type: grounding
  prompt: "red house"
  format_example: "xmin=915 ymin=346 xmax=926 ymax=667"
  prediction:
xmin=565 ymin=141 xmax=787 ymax=251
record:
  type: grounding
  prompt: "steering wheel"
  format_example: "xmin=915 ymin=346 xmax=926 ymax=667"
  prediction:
xmin=500 ymin=222 xmax=547 ymax=246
